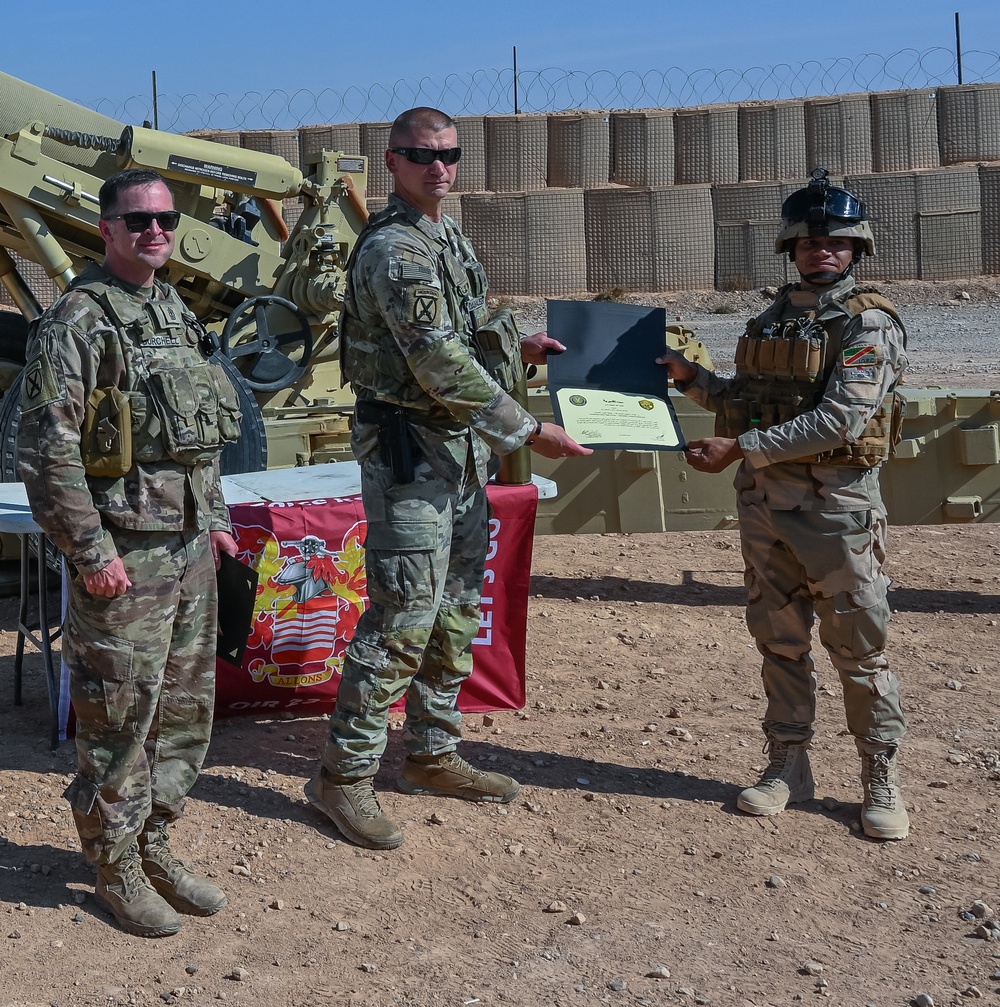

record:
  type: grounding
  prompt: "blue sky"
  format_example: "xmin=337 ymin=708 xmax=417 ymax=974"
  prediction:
xmin=4 ymin=0 xmax=999 ymax=129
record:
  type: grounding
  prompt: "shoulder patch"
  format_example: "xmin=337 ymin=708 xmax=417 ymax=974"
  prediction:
xmin=840 ymin=344 xmax=883 ymax=384
xmin=20 ymin=351 xmax=65 ymax=412
xmin=398 ymin=253 xmax=437 ymax=284
xmin=406 ymin=285 xmax=442 ymax=327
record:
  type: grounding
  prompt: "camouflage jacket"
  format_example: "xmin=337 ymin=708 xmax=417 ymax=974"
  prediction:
xmin=678 ymin=276 xmax=908 ymax=511
xmin=341 ymin=193 xmax=535 ymax=487
xmin=17 ymin=265 xmax=232 ymax=576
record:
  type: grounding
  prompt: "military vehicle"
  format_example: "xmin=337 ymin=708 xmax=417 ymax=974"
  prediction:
xmin=2 ymin=69 xmax=998 ymax=545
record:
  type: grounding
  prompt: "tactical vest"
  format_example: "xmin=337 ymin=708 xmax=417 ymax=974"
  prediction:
xmin=339 ymin=202 xmax=523 ymax=404
xmin=70 ymin=273 xmax=241 ymax=473
xmin=715 ymin=283 xmax=905 ymax=468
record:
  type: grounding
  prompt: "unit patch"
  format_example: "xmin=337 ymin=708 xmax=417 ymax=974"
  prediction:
xmin=406 ymin=285 xmax=442 ymax=327
xmin=841 ymin=344 xmax=882 ymax=383
xmin=20 ymin=353 xmax=64 ymax=411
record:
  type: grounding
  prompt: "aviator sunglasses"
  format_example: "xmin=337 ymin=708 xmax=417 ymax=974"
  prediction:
xmin=102 ymin=210 xmax=182 ymax=233
xmin=390 ymin=146 xmax=462 ymax=165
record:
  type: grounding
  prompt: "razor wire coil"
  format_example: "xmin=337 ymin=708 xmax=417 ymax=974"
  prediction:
xmin=75 ymin=48 xmax=1000 ymax=133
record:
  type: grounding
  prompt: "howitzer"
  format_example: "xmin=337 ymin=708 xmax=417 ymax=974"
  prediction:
xmin=0 ymin=68 xmax=368 ymax=489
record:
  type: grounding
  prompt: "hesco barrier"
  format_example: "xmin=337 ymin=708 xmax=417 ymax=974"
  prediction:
xmin=484 ymin=114 xmax=548 ymax=192
xmin=546 ymin=112 xmax=611 ymax=189
xmin=712 ymin=180 xmax=803 ymax=291
xmin=982 ymin=164 xmax=1000 ymax=275
xmin=804 ymin=93 xmax=873 ymax=176
xmin=673 ymin=104 xmax=739 ymax=185
xmin=359 ymin=121 xmax=392 ymax=198
xmin=585 ymin=185 xmax=715 ymax=292
xmin=609 ymin=109 xmax=675 ymax=188
xmin=5 ymin=83 xmax=1000 ymax=311
xmin=848 ymin=167 xmax=982 ymax=282
xmin=239 ymin=129 xmax=299 ymax=166
xmin=937 ymin=83 xmax=1000 ymax=165
xmin=461 ymin=190 xmax=586 ymax=297
xmin=870 ymin=88 xmax=940 ymax=172
xmin=453 ymin=116 xmax=487 ymax=193
xmin=299 ymin=123 xmax=361 ymax=169
xmin=738 ymin=100 xmax=807 ymax=182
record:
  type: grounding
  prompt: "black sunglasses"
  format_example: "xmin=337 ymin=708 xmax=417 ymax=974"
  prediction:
xmin=390 ymin=146 xmax=462 ymax=165
xmin=102 ymin=210 xmax=182 ymax=233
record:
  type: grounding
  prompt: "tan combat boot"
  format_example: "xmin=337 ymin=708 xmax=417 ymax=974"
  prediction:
xmin=139 ymin=815 xmax=228 ymax=916
xmin=736 ymin=740 xmax=815 ymax=816
xmin=399 ymin=752 xmax=521 ymax=803
xmin=304 ymin=775 xmax=404 ymax=850
xmin=96 ymin=840 xmax=182 ymax=938
xmin=859 ymin=746 xmax=910 ymax=840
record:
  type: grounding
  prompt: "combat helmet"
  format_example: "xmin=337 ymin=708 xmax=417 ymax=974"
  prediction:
xmin=774 ymin=169 xmax=875 ymax=273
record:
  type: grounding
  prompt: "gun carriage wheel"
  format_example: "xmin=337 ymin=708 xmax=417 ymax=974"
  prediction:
xmin=220 ymin=295 xmax=314 ymax=392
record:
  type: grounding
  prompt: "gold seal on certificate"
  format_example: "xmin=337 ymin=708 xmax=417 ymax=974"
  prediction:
xmin=546 ymin=300 xmax=686 ymax=451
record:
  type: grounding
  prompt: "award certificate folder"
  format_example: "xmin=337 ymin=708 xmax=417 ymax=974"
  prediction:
xmin=545 ymin=300 xmax=685 ymax=451
xmin=217 ymin=551 xmax=259 ymax=668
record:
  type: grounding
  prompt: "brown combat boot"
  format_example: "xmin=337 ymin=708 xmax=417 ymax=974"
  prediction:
xmin=96 ymin=840 xmax=182 ymax=938
xmin=736 ymin=740 xmax=815 ymax=816
xmin=139 ymin=815 xmax=228 ymax=916
xmin=304 ymin=775 xmax=404 ymax=850
xmin=859 ymin=745 xmax=910 ymax=840
xmin=399 ymin=752 xmax=521 ymax=803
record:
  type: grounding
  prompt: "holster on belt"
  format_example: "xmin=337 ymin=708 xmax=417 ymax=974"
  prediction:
xmin=356 ymin=399 xmax=419 ymax=484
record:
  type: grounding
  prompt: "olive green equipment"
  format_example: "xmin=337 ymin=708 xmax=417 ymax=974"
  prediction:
xmin=2 ymin=69 xmax=999 ymax=544
xmin=81 ymin=386 xmax=132 ymax=478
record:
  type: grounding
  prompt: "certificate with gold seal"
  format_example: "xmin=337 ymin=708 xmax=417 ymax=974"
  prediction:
xmin=545 ymin=300 xmax=686 ymax=451
xmin=552 ymin=387 xmax=682 ymax=449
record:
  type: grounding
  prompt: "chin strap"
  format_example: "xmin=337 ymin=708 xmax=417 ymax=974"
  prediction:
xmin=796 ymin=253 xmax=859 ymax=286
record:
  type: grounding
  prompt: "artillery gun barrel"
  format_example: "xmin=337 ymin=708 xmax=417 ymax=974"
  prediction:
xmin=0 ymin=70 xmax=123 ymax=176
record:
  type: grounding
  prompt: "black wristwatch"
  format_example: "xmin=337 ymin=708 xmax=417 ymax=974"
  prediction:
xmin=525 ymin=419 xmax=543 ymax=446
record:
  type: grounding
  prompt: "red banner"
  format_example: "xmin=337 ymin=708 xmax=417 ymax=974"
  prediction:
xmin=217 ymin=482 xmax=537 ymax=718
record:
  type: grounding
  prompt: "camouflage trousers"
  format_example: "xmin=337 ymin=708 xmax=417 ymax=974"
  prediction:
xmin=63 ymin=527 xmax=218 ymax=865
xmin=738 ymin=502 xmax=907 ymax=748
xmin=321 ymin=452 xmax=487 ymax=782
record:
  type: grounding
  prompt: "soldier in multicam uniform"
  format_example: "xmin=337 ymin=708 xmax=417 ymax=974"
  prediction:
xmin=659 ymin=170 xmax=910 ymax=840
xmin=18 ymin=168 xmax=240 ymax=935
xmin=304 ymin=107 xmax=591 ymax=850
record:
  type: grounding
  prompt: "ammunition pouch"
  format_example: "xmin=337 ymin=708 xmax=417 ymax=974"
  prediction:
xmin=138 ymin=361 xmax=242 ymax=465
xmin=804 ymin=391 xmax=905 ymax=468
xmin=356 ymin=399 xmax=420 ymax=484
xmin=471 ymin=308 xmax=523 ymax=393
xmin=717 ymin=388 xmax=904 ymax=468
xmin=714 ymin=387 xmax=818 ymax=439
xmin=82 ymin=386 xmax=133 ymax=478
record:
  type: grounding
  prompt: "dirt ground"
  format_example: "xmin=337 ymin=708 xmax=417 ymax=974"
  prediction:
xmin=3 ymin=284 xmax=1000 ymax=1007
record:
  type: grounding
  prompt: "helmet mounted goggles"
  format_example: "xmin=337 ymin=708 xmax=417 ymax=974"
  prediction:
xmin=780 ymin=168 xmax=866 ymax=233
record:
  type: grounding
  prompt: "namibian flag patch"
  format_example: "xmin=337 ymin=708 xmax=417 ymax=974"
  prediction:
xmin=842 ymin=345 xmax=879 ymax=367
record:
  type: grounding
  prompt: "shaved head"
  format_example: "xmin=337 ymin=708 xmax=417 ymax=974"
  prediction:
xmin=389 ymin=107 xmax=456 ymax=148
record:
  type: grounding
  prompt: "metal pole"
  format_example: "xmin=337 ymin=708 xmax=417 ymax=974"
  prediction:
xmin=152 ymin=70 xmax=159 ymax=130
xmin=512 ymin=46 xmax=520 ymax=115
xmin=955 ymin=12 xmax=964 ymax=85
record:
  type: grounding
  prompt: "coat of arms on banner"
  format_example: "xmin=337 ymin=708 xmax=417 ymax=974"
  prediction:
xmin=231 ymin=507 xmax=367 ymax=691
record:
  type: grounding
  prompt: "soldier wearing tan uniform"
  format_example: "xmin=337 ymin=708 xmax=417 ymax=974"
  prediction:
xmin=659 ymin=170 xmax=909 ymax=840
xmin=18 ymin=168 xmax=239 ymax=935
xmin=305 ymin=107 xmax=591 ymax=850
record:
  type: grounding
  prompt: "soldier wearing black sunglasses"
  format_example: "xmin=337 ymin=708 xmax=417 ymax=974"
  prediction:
xmin=305 ymin=107 xmax=591 ymax=851
xmin=18 ymin=167 xmax=239 ymax=936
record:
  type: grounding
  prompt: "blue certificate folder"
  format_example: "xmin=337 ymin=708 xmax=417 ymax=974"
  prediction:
xmin=545 ymin=299 xmax=686 ymax=451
